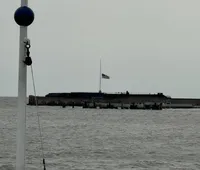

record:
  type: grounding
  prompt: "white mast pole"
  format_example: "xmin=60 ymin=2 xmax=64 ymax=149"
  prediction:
xmin=99 ymin=58 xmax=102 ymax=93
xmin=16 ymin=0 xmax=28 ymax=170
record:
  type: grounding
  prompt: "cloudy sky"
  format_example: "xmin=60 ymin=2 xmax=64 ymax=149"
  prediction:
xmin=1 ymin=0 xmax=200 ymax=97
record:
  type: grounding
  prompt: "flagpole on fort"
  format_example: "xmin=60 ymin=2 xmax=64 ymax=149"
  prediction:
xmin=99 ymin=58 xmax=102 ymax=93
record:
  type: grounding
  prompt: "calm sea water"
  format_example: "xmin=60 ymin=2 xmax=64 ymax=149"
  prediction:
xmin=0 ymin=97 xmax=200 ymax=170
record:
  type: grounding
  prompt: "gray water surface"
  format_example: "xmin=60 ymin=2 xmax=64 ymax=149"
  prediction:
xmin=0 ymin=97 xmax=200 ymax=170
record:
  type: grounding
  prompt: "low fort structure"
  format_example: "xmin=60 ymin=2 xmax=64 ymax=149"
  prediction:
xmin=28 ymin=92 xmax=200 ymax=110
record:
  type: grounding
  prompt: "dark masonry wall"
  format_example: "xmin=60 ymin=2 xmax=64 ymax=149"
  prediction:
xmin=28 ymin=92 xmax=200 ymax=109
xmin=29 ymin=92 xmax=167 ymax=105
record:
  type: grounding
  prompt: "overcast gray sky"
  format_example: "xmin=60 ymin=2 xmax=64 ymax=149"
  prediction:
xmin=1 ymin=0 xmax=200 ymax=97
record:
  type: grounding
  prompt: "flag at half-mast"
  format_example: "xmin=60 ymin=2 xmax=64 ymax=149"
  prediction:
xmin=102 ymin=73 xmax=110 ymax=79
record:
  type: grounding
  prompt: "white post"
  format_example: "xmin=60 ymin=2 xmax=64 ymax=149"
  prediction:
xmin=99 ymin=59 xmax=102 ymax=93
xmin=16 ymin=0 xmax=28 ymax=169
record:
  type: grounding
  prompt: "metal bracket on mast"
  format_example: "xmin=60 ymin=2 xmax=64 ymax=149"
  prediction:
xmin=23 ymin=38 xmax=32 ymax=66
